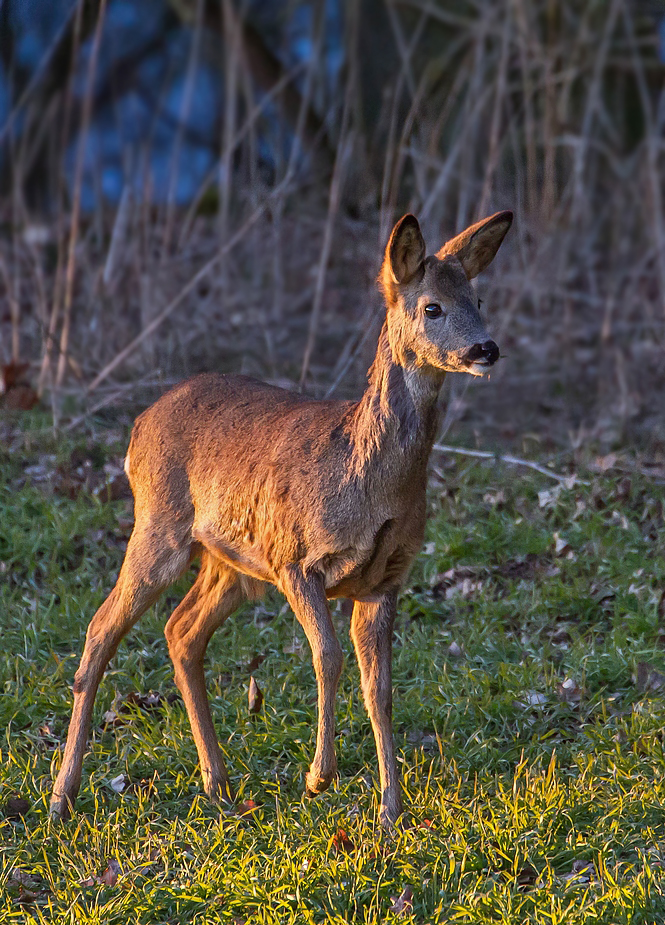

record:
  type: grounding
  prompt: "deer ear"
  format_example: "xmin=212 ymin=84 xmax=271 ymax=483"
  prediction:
xmin=385 ymin=214 xmax=426 ymax=284
xmin=437 ymin=210 xmax=513 ymax=280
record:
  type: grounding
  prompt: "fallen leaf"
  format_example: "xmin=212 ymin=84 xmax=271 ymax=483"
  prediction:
xmin=557 ymin=678 xmax=582 ymax=703
xmin=610 ymin=510 xmax=629 ymax=530
xmin=516 ymin=865 xmax=538 ymax=888
xmin=123 ymin=690 xmax=163 ymax=712
xmin=330 ymin=828 xmax=355 ymax=854
xmin=10 ymin=869 xmax=39 ymax=887
xmin=109 ymin=773 xmax=128 ymax=793
xmin=99 ymin=859 xmax=121 ymax=887
xmin=562 ymin=859 xmax=595 ymax=884
xmin=538 ymin=485 xmax=562 ymax=509
xmin=126 ymin=776 xmax=157 ymax=797
xmin=1 ymin=362 xmax=38 ymax=411
xmin=549 ymin=626 xmax=572 ymax=646
xmin=613 ymin=728 xmax=628 ymax=746
xmin=389 ymin=885 xmax=414 ymax=915
xmin=590 ymin=453 xmax=618 ymax=473
xmin=483 ymin=489 xmax=505 ymax=507
xmin=3 ymin=383 xmax=39 ymax=410
xmin=14 ymin=887 xmax=39 ymax=905
xmin=101 ymin=709 xmax=123 ymax=728
xmin=103 ymin=690 xmax=165 ymax=728
xmin=514 ymin=691 xmax=548 ymax=710
xmin=236 ymin=799 xmax=260 ymax=816
xmin=248 ymin=676 xmax=263 ymax=714
xmin=245 ymin=653 xmax=267 ymax=673
xmin=4 ymin=795 xmax=30 ymax=818
xmin=553 ymin=532 xmax=572 ymax=557
xmin=37 ymin=722 xmax=60 ymax=749
xmin=635 ymin=662 xmax=665 ymax=693
xmin=430 ymin=565 xmax=489 ymax=598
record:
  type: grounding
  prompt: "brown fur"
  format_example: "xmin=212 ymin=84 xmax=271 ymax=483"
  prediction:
xmin=50 ymin=210 xmax=512 ymax=828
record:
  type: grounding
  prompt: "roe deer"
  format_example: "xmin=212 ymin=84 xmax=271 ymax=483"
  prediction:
xmin=50 ymin=210 xmax=512 ymax=828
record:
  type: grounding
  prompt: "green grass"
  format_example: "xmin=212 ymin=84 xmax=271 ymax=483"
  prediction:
xmin=2 ymin=416 xmax=665 ymax=923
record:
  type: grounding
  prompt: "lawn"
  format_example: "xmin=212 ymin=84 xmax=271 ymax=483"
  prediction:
xmin=2 ymin=413 xmax=665 ymax=923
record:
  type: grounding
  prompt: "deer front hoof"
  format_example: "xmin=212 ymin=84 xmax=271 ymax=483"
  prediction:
xmin=379 ymin=800 xmax=406 ymax=833
xmin=305 ymin=769 xmax=335 ymax=796
xmin=204 ymin=773 xmax=235 ymax=807
xmin=49 ymin=793 xmax=74 ymax=822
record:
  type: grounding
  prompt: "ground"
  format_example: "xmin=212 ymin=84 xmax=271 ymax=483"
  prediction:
xmin=1 ymin=411 xmax=665 ymax=923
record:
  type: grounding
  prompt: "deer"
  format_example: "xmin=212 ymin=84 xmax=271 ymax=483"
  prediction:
xmin=50 ymin=210 xmax=513 ymax=829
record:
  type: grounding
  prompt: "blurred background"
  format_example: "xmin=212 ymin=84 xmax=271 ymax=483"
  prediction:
xmin=0 ymin=0 xmax=664 ymax=451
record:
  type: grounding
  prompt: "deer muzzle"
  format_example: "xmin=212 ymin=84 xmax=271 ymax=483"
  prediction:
xmin=462 ymin=340 xmax=499 ymax=369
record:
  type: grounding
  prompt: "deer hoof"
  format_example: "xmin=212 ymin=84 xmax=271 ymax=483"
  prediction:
xmin=204 ymin=775 xmax=235 ymax=807
xmin=379 ymin=802 xmax=407 ymax=833
xmin=49 ymin=794 xmax=73 ymax=822
xmin=305 ymin=769 xmax=335 ymax=796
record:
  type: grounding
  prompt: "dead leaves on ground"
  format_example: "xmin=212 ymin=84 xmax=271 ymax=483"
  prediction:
xmin=635 ymin=661 xmax=665 ymax=694
xmin=19 ymin=446 xmax=131 ymax=503
xmin=7 ymin=868 xmax=50 ymax=907
xmin=80 ymin=859 xmax=122 ymax=889
xmin=330 ymin=828 xmax=356 ymax=855
xmin=0 ymin=361 xmax=38 ymax=410
xmin=428 ymin=554 xmax=559 ymax=605
xmin=389 ymin=885 xmax=414 ymax=915
xmin=102 ymin=689 xmax=171 ymax=729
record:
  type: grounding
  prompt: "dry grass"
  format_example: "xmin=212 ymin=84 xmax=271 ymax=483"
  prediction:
xmin=0 ymin=0 xmax=664 ymax=448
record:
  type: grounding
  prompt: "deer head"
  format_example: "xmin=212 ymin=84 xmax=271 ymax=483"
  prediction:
xmin=379 ymin=211 xmax=513 ymax=377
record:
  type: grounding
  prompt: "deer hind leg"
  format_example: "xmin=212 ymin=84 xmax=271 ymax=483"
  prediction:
xmin=164 ymin=552 xmax=257 ymax=805
xmin=280 ymin=566 xmax=343 ymax=797
xmin=50 ymin=524 xmax=192 ymax=819
xmin=350 ymin=589 xmax=403 ymax=830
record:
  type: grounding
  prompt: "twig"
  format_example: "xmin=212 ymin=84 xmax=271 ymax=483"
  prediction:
xmin=432 ymin=443 xmax=586 ymax=484
xmin=299 ymin=62 xmax=355 ymax=387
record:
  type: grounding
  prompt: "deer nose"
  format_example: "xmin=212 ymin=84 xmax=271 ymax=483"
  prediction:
xmin=463 ymin=340 xmax=499 ymax=367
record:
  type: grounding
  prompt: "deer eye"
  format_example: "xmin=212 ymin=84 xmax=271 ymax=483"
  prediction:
xmin=424 ymin=303 xmax=444 ymax=319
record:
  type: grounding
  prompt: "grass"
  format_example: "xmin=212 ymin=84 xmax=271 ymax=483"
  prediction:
xmin=2 ymin=413 xmax=665 ymax=923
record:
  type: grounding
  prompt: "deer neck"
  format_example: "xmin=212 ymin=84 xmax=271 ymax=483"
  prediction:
xmin=349 ymin=320 xmax=444 ymax=476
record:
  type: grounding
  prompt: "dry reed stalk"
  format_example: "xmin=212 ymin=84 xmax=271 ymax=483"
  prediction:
xmin=512 ymin=0 xmax=538 ymax=216
xmin=55 ymin=0 xmax=108 ymax=392
xmin=162 ymin=0 xmax=205 ymax=258
xmin=0 ymin=255 xmax=20 ymax=362
xmin=282 ymin=0 xmax=327 ymax=188
xmin=218 ymin=0 xmax=244 ymax=273
xmin=621 ymin=0 xmax=665 ymax=320
xmin=36 ymin=0 xmax=87 ymax=399
xmin=299 ymin=129 xmax=352 ymax=388
xmin=299 ymin=0 xmax=359 ymax=388
xmin=381 ymin=1 xmax=428 ymax=219
xmin=477 ymin=8 xmax=509 ymax=217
